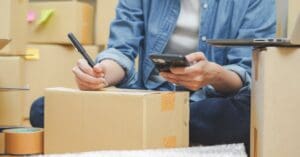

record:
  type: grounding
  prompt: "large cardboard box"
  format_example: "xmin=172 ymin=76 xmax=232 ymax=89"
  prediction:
xmin=0 ymin=0 xmax=28 ymax=55
xmin=251 ymin=47 xmax=300 ymax=157
xmin=28 ymin=1 xmax=94 ymax=44
xmin=95 ymin=0 xmax=118 ymax=45
xmin=23 ymin=44 xmax=101 ymax=119
xmin=0 ymin=57 xmax=25 ymax=126
xmin=44 ymin=88 xmax=189 ymax=154
xmin=288 ymin=0 xmax=300 ymax=35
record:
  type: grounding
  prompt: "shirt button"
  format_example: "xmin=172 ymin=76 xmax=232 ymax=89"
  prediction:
xmin=201 ymin=36 xmax=207 ymax=42
xmin=203 ymin=3 xmax=208 ymax=9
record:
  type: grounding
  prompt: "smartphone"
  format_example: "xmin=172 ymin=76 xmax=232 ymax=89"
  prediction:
xmin=67 ymin=33 xmax=95 ymax=67
xmin=149 ymin=54 xmax=190 ymax=72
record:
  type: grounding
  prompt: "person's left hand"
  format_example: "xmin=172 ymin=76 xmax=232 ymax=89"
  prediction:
xmin=160 ymin=52 xmax=222 ymax=91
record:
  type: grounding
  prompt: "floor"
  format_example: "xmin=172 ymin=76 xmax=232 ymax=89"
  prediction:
xmin=35 ymin=144 xmax=247 ymax=157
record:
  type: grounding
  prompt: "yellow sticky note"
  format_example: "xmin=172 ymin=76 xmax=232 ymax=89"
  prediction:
xmin=25 ymin=48 xmax=40 ymax=60
xmin=37 ymin=9 xmax=54 ymax=25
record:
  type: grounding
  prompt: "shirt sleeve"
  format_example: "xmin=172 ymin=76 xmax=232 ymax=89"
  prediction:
xmin=96 ymin=0 xmax=144 ymax=88
xmin=207 ymin=0 xmax=276 ymax=97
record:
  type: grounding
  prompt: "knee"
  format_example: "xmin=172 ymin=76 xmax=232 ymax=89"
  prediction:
xmin=30 ymin=97 xmax=45 ymax=128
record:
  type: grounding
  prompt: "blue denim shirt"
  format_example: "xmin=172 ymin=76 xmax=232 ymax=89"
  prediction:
xmin=96 ymin=0 xmax=276 ymax=102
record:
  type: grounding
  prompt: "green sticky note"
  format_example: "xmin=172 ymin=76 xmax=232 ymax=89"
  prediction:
xmin=37 ymin=9 xmax=54 ymax=25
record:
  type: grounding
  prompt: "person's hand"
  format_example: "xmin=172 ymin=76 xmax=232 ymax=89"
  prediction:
xmin=72 ymin=59 xmax=108 ymax=91
xmin=160 ymin=52 xmax=222 ymax=91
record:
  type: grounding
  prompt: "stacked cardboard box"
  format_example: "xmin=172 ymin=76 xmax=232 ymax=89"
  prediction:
xmin=23 ymin=0 xmax=106 ymax=120
xmin=44 ymin=88 xmax=189 ymax=154
xmin=0 ymin=0 xmax=28 ymax=55
xmin=95 ymin=0 xmax=118 ymax=45
xmin=23 ymin=44 xmax=102 ymax=118
xmin=28 ymin=1 xmax=94 ymax=44
xmin=0 ymin=57 xmax=25 ymax=126
xmin=251 ymin=47 xmax=300 ymax=157
xmin=0 ymin=0 xmax=28 ymax=127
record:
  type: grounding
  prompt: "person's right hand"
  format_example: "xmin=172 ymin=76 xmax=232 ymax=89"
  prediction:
xmin=72 ymin=59 xmax=108 ymax=91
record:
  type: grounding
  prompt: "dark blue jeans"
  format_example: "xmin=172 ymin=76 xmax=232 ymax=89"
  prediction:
xmin=30 ymin=95 xmax=250 ymax=152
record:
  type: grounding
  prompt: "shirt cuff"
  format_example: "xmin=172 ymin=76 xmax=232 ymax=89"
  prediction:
xmin=204 ymin=64 xmax=252 ymax=97
xmin=96 ymin=48 xmax=136 ymax=87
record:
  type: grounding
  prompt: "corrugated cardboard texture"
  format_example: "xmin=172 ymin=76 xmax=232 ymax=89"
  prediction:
xmin=28 ymin=1 xmax=94 ymax=44
xmin=0 ymin=0 xmax=28 ymax=55
xmin=251 ymin=48 xmax=300 ymax=157
xmin=0 ymin=57 xmax=25 ymax=125
xmin=44 ymin=88 xmax=189 ymax=154
xmin=95 ymin=0 xmax=118 ymax=45
xmin=288 ymin=0 xmax=300 ymax=36
xmin=23 ymin=44 xmax=101 ymax=119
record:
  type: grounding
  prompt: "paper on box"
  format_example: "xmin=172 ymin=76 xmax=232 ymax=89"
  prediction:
xmin=23 ymin=44 xmax=101 ymax=119
xmin=0 ymin=57 xmax=25 ymax=126
xmin=28 ymin=1 xmax=94 ymax=44
xmin=44 ymin=88 xmax=189 ymax=154
xmin=251 ymin=47 xmax=300 ymax=157
xmin=0 ymin=0 xmax=28 ymax=55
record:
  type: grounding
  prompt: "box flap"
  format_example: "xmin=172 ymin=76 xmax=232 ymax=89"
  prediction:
xmin=46 ymin=87 xmax=178 ymax=96
xmin=0 ymin=39 xmax=11 ymax=50
xmin=0 ymin=86 xmax=29 ymax=91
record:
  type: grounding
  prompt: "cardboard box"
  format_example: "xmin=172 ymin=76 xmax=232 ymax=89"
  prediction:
xmin=251 ymin=47 xmax=300 ymax=157
xmin=44 ymin=88 xmax=189 ymax=154
xmin=0 ymin=133 xmax=3 ymax=154
xmin=0 ymin=57 xmax=25 ymax=126
xmin=28 ymin=1 xmax=94 ymax=44
xmin=0 ymin=0 xmax=28 ymax=55
xmin=288 ymin=0 xmax=300 ymax=36
xmin=276 ymin=0 xmax=288 ymax=37
xmin=23 ymin=44 xmax=101 ymax=118
xmin=95 ymin=0 xmax=118 ymax=45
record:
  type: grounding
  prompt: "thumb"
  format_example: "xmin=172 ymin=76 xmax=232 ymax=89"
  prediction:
xmin=185 ymin=52 xmax=207 ymax=63
xmin=93 ymin=63 xmax=105 ymax=77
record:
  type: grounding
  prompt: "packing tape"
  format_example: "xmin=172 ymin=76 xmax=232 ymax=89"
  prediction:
xmin=161 ymin=93 xmax=175 ymax=112
xmin=0 ymin=126 xmax=23 ymax=155
xmin=163 ymin=136 xmax=177 ymax=148
xmin=4 ymin=128 xmax=44 ymax=155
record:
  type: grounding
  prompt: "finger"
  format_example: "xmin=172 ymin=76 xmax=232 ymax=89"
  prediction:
xmin=72 ymin=66 xmax=103 ymax=84
xmin=176 ymin=80 xmax=203 ymax=91
xmin=172 ymin=61 xmax=207 ymax=75
xmin=76 ymin=77 xmax=106 ymax=90
xmin=75 ymin=73 xmax=107 ymax=87
xmin=170 ymin=67 xmax=188 ymax=75
xmin=161 ymin=72 xmax=195 ymax=82
xmin=185 ymin=52 xmax=207 ymax=63
xmin=93 ymin=63 xmax=105 ymax=76
xmin=77 ymin=59 xmax=95 ymax=76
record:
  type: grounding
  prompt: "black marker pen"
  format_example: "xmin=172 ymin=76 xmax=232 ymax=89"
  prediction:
xmin=68 ymin=33 xmax=96 ymax=67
